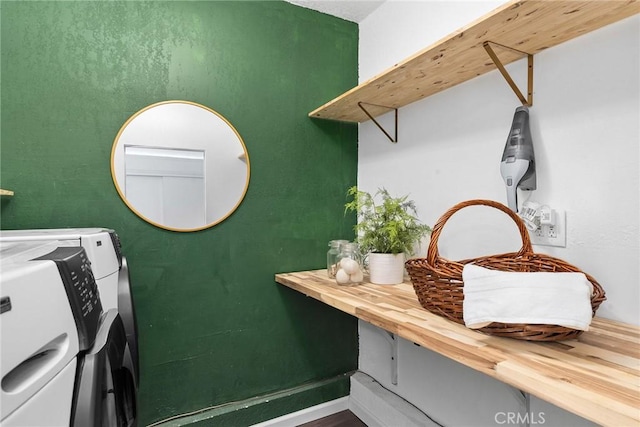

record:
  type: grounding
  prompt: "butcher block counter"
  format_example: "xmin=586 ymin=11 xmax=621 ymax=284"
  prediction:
xmin=275 ymin=269 xmax=640 ymax=426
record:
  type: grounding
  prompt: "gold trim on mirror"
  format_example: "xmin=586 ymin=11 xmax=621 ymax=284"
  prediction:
xmin=111 ymin=100 xmax=250 ymax=232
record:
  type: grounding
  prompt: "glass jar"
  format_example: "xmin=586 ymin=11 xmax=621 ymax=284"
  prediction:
xmin=327 ymin=240 xmax=348 ymax=278
xmin=335 ymin=242 xmax=364 ymax=285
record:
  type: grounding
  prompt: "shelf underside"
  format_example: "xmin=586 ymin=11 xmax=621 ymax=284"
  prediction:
xmin=309 ymin=0 xmax=640 ymax=123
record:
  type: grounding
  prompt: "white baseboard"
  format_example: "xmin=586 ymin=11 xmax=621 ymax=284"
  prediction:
xmin=250 ymin=371 xmax=440 ymax=427
xmin=250 ymin=396 xmax=349 ymax=427
xmin=349 ymin=371 xmax=440 ymax=427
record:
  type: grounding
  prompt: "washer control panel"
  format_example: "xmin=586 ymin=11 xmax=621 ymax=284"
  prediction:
xmin=34 ymin=246 xmax=103 ymax=351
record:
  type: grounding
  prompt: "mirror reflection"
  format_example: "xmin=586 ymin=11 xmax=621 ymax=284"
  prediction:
xmin=111 ymin=101 xmax=250 ymax=231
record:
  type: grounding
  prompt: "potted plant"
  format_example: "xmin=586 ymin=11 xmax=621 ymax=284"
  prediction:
xmin=345 ymin=186 xmax=431 ymax=285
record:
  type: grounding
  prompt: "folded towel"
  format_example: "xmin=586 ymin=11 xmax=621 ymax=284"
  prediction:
xmin=462 ymin=264 xmax=594 ymax=331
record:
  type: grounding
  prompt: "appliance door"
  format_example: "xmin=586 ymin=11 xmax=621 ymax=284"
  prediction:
xmin=0 ymin=359 xmax=76 ymax=427
xmin=118 ymin=257 xmax=139 ymax=387
xmin=1 ymin=359 xmax=77 ymax=427
xmin=72 ymin=310 xmax=136 ymax=427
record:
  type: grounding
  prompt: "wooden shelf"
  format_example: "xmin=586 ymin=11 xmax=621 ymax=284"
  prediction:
xmin=309 ymin=0 xmax=640 ymax=123
xmin=275 ymin=270 xmax=640 ymax=426
xmin=0 ymin=189 xmax=14 ymax=196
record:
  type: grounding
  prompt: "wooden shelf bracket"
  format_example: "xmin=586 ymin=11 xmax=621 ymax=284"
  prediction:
xmin=483 ymin=41 xmax=534 ymax=107
xmin=358 ymin=102 xmax=398 ymax=143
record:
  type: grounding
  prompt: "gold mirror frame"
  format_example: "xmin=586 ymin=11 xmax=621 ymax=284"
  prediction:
xmin=110 ymin=100 xmax=250 ymax=232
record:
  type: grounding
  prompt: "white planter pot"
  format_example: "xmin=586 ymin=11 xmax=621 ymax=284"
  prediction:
xmin=368 ymin=253 xmax=405 ymax=285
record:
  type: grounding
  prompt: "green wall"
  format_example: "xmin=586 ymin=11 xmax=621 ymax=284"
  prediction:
xmin=0 ymin=1 xmax=358 ymax=425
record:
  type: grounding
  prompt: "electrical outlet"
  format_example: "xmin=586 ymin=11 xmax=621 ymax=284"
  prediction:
xmin=530 ymin=209 xmax=566 ymax=247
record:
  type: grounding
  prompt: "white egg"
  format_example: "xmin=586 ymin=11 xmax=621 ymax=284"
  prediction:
xmin=335 ymin=268 xmax=350 ymax=285
xmin=340 ymin=258 xmax=360 ymax=274
xmin=350 ymin=269 xmax=364 ymax=283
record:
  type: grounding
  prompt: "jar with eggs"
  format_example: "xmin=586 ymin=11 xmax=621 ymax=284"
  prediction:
xmin=335 ymin=242 xmax=364 ymax=285
xmin=327 ymin=239 xmax=349 ymax=278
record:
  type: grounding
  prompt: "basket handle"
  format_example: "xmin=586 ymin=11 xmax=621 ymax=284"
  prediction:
xmin=426 ymin=199 xmax=534 ymax=265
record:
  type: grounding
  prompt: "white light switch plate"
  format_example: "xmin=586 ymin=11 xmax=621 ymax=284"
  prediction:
xmin=530 ymin=209 xmax=566 ymax=247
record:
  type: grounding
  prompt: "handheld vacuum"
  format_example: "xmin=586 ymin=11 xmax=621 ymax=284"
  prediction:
xmin=500 ymin=106 xmax=536 ymax=212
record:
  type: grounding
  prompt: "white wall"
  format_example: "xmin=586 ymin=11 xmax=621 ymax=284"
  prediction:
xmin=357 ymin=1 xmax=639 ymax=425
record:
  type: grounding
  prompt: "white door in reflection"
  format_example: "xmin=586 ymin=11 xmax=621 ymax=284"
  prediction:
xmin=124 ymin=146 xmax=205 ymax=229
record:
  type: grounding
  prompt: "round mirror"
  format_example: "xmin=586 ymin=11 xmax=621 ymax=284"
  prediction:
xmin=111 ymin=101 xmax=250 ymax=232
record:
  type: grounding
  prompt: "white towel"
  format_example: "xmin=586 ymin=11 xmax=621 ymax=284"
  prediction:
xmin=462 ymin=264 xmax=594 ymax=331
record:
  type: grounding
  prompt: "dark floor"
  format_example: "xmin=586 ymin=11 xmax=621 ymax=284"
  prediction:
xmin=298 ymin=410 xmax=367 ymax=427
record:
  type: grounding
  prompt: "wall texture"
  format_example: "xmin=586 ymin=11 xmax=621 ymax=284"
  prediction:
xmin=0 ymin=1 xmax=358 ymax=425
xmin=357 ymin=1 xmax=638 ymax=426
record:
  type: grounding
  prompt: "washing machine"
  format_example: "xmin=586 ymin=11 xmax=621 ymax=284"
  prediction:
xmin=0 ymin=228 xmax=139 ymax=385
xmin=0 ymin=241 xmax=137 ymax=427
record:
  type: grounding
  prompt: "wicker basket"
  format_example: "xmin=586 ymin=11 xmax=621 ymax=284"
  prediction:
xmin=405 ymin=199 xmax=606 ymax=341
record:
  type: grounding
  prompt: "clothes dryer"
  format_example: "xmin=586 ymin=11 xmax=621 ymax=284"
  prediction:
xmin=0 ymin=228 xmax=139 ymax=385
xmin=1 ymin=242 xmax=137 ymax=427
xmin=0 ymin=241 xmax=101 ymax=426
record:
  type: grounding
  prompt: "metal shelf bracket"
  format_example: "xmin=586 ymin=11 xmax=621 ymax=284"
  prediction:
xmin=505 ymin=385 xmax=531 ymax=427
xmin=483 ymin=41 xmax=534 ymax=107
xmin=378 ymin=330 xmax=398 ymax=385
xmin=358 ymin=102 xmax=398 ymax=143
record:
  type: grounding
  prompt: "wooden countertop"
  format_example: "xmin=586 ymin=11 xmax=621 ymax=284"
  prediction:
xmin=275 ymin=270 xmax=640 ymax=426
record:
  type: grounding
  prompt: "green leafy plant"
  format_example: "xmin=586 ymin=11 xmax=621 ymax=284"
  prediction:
xmin=344 ymin=186 xmax=431 ymax=255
